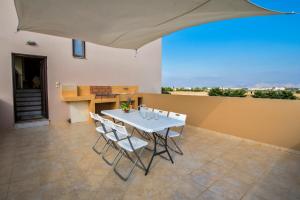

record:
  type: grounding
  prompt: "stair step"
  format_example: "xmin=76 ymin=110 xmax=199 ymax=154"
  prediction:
xmin=19 ymin=115 xmax=44 ymax=121
xmin=16 ymin=101 xmax=42 ymax=106
xmin=16 ymin=97 xmax=41 ymax=102
xmin=16 ymin=106 xmax=42 ymax=112
xmin=16 ymin=93 xmax=41 ymax=97
xmin=15 ymin=119 xmax=49 ymax=129
xmin=16 ymin=110 xmax=42 ymax=117
xmin=16 ymin=89 xmax=41 ymax=93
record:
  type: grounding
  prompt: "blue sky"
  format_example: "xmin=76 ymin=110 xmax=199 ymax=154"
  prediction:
xmin=162 ymin=0 xmax=300 ymax=88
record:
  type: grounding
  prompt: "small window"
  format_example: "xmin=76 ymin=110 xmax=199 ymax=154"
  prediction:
xmin=72 ymin=39 xmax=85 ymax=58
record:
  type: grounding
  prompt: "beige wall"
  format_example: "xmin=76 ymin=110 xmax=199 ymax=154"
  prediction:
xmin=142 ymin=94 xmax=300 ymax=151
xmin=0 ymin=0 xmax=162 ymax=130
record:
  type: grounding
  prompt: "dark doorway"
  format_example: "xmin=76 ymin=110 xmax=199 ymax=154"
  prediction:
xmin=12 ymin=53 xmax=48 ymax=122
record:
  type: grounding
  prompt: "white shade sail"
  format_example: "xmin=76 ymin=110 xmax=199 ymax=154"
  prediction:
xmin=14 ymin=0 xmax=279 ymax=49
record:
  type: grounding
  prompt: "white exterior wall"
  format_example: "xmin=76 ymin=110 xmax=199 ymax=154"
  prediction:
xmin=0 ymin=0 xmax=162 ymax=129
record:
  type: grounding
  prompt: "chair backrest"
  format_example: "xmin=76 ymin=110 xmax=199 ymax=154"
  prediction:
xmin=113 ymin=123 xmax=137 ymax=151
xmin=102 ymin=118 xmax=114 ymax=129
xmin=89 ymin=112 xmax=97 ymax=120
xmin=143 ymin=107 xmax=153 ymax=112
xmin=94 ymin=114 xmax=104 ymax=123
xmin=112 ymin=123 xmax=129 ymax=137
xmin=168 ymin=112 xmax=187 ymax=122
xmin=153 ymin=109 xmax=168 ymax=117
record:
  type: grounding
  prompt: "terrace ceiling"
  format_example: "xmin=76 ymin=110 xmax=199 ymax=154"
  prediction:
xmin=14 ymin=0 xmax=280 ymax=49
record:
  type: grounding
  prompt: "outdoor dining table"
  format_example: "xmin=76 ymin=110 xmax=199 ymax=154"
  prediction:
xmin=101 ymin=109 xmax=185 ymax=175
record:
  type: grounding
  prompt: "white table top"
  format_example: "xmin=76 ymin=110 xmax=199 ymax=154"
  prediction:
xmin=101 ymin=109 xmax=185 ymax=133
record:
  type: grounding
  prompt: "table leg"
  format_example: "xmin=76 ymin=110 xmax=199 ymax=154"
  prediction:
xmin=112 ymin=118 xmax=124 ymax=125
xmin=145 ymin=128 xmax=174 ymax=176
xmin=145 ymin=133 xmax=157 ymax=175
xmin=164 ymin=130 xmax=174 ymax=164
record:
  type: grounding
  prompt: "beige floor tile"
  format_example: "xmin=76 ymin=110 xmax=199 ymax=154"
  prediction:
xmin=39 ymin=169 xmax=67 ymax=185
xmin=0 ymin=155 xmax=14 ymax=169
xmin=10 ymin=164 xmax=40 ymax=183
xmin=242 ymin=192 xmax=267 ymax=200
xmin=248 ymin=181 xmax=290 ymax=200
xmin=224 ymin=169 xmax=257 ymax=185
xmin=0 ymin=184 xmax=9 ymax=200
xmin=94 ymin=186 xmax=126 ymax=200
xmin=0 ymin=123 xmax=299 ymax=200
xmin=198 ymin=189 xmax=234 ymax=200
xmin=53 ymin=191 xmax=79 ymax=200
xmin=0 ymin=166 xmax=12 ymax=185
xmin=201 ymin=161 xmax=231 ymax=177
xmin=211 ymin=156 xmax=237 ymax=169
xmin=7 ymin=189 xmax=42 ymax=200
xmin=190 ymin=169 xmax=220 ymax=187
xmin=233 ymin=162 xmax=266 ymax=179
xmin=208 ymin=179 xmax=251 ymax=200
xmin=171 ymin=176 xmax=207 ymax=199
xmin=288 ymin=188 xmax=300 ymax=200
xmin=8 ymin=176 xmax=40 ymax=195
xmin=39 ymin=179 xmax=73 ymax=199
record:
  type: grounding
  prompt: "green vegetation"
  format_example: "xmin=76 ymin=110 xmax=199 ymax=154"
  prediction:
xmin=174 ymin=87 xmax=190 ymax=91
xmin=208 ymin=88 xmax=223 ymax=96
xmin=286 ymin=88 xmax=300 ymax=93
xmin=208 ymin=88 xmax=247 ymax=97
xmin=191 ymin=87 xmax=208 ymax=92
xmin=121 ymin=98 xmax=131 ymax=112
xmin=161 ymin=87 xmax=173 ymax=94
xmin=175 ymin=87 xmax=207 ymax=92
xmin=161 ymin=87 xmax=208 ymax=94
xmin=161 ymin=87 xmax=299 ymax=100
xmin=121 ymin=102 xmax=130 ymax=112
xmin=252 ymin=90 xmax=296 ymax=100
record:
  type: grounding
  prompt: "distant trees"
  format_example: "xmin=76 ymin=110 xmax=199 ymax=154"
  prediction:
xmin=161 ymin=87 xmax=208 ymax=93
xmin=208 ymin=88 xmax=247 ymax=97
xmin=191 ymin=87 xmax=207 ymax=92
xmin=162 ymin=87 xmax=299 ymax=100
xmin=208 ymin=88 xmax=297 ymax=99
xmin=252 ymin=90 xmax=296 ymax=100
xmin=208 ymin=88 xmax=223 ymax=96
xmin=175 ymin=87 xmax=190 ymax=91
xmin=161 ymin=87 xmax=173 ymax=94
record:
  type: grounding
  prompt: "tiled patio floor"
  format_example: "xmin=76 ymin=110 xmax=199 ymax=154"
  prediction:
xmin=0 ymin=123 xmax=300 ymax=200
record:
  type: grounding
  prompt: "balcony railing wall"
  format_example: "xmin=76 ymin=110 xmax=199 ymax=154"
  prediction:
xmin=142 ymin=93 xmax=300 ymax=151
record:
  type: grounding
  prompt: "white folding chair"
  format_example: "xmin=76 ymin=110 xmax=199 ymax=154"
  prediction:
xmin=90 ymin=112 xmax=100 ymax=127
xmin=153 ymin=109 xmax=168 ymax=117
xmin=113 ymin=124 xmax=148 ymax=181
xmin=101 ymin=119 xmax=128 ymax=166
xmin=157 ymin=112 xmax=187 ymax=155
xmin=143 ymin=107 xmax=153 ymax=112
xmin=90 ymin=112 xmax=112 ymax=154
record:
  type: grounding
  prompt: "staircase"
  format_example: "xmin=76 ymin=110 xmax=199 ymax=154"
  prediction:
xmin=15 ymin=89 xmax=44 ymax=121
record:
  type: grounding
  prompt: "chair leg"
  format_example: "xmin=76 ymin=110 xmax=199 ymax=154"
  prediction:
xmin=143 ymin=132 xmax=152 ymax=141
xmin=132 ymin=128 xmax=151 ymax=141
xmin=157 ymin=136 xmax=184 ymax=156
xmin=163 ymin=133 xmax=174 ymax=164
xmin=156 ymin=137 xmax=171 ymax=161
xmin=112 ymin=118 xmax=124 ymax=125
xmin=114 ymin=148 xmax=145 ymax=181
xmin=132 ymin=147 xmax=147 ymax=171
xmin=102 ymin=141 xmax=120 ymax=166
xmin=132 ymin=128 xmax=154 ymax=152
xmin=92 ymin=135 xmax=104 ymax=154
xmin=168 ymin=137 xmax=184 ymax=155
xmin=119 ymin=150 xmax=144 ymax=171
